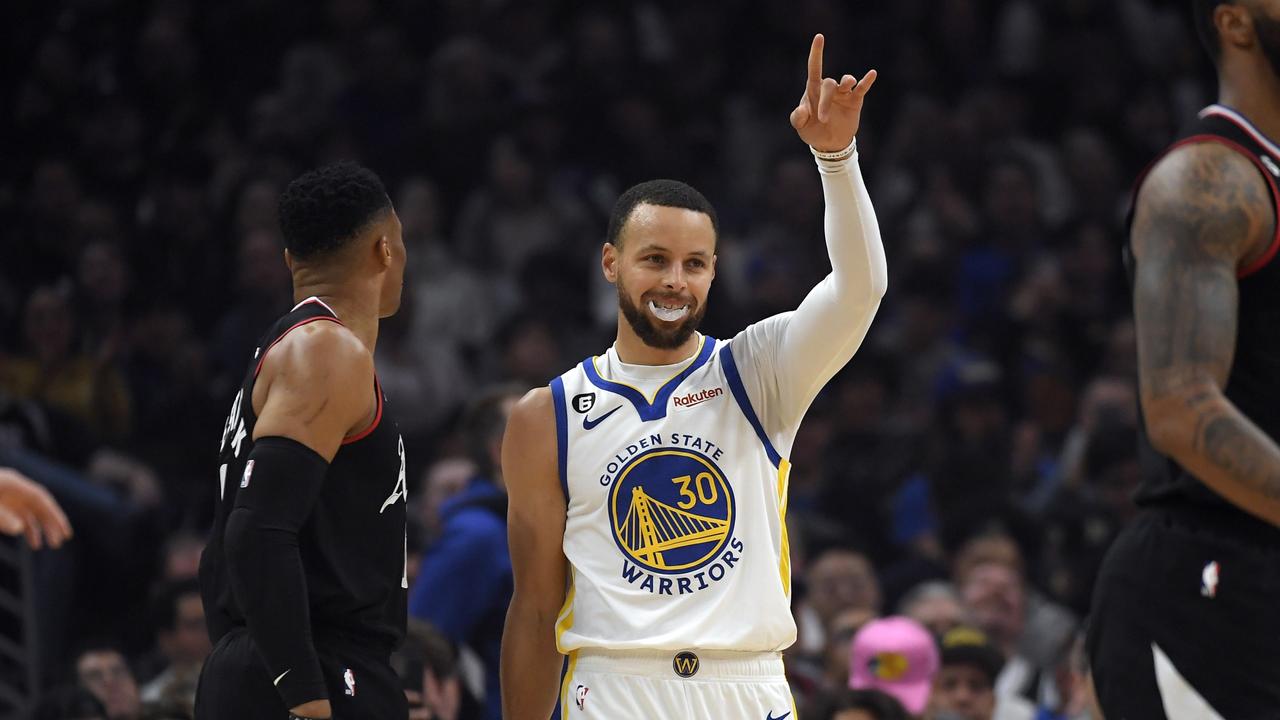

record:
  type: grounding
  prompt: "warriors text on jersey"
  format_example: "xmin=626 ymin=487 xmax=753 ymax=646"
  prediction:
xmin=199 ymin=297 xmax=408 ymax=652
xmin=551 ymin=330 xmax=797 ymax=653
xmin=1127 ymin=104 xmax=1280 ymax=544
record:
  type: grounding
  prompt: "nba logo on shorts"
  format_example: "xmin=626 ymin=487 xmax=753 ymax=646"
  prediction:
xmin=575 ymin=684 xmax=589 ymax=710
xmin=240 ymin=460 xmax=255 ymax=488
xmin=344 ymin=668 xmax=356 ymax=696
xmin=1201 ymin=560 xmax=1220 ymax=598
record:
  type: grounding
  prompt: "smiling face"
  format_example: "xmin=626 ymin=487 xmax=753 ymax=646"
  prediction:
xmin=604 ymin=203 xmax=716 ymax=351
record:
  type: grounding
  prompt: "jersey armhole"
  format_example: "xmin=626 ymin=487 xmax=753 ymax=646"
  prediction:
xmin=252 ymin=316 xmax=345 ymax=378
xmin=550 ymin=376 xmax=570 ymax=503
xmin=718 ymin=344 xmax=782 ymax=469
xmin=341 ymin=375 xmax=383 ymax=445
xmin=1144 ymin=135 xmax=1280 ymax=278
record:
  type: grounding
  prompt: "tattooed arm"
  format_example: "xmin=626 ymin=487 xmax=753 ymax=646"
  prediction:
xmin=1133 ymin=141 xmax=1280 ymax=526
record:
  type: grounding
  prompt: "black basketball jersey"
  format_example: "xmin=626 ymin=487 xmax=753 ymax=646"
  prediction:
xmin=1127 ymin=104 xmax=1280 ymax=540
xmin=199 ymin=297 xmax=408 ymax=652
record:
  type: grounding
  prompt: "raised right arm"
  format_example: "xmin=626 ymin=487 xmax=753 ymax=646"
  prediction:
xmin=1133 ymin=141 xmax=1280 ymax=526
xmin=500 ymin=387 xmax=569 ymax=720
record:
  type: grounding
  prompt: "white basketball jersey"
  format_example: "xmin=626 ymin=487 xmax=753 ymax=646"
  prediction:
xmin=550 ymin=334 xmax=795 ymax=653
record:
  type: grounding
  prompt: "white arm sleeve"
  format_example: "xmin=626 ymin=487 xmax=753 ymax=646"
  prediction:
xmin=728 ymin=144 xmax=887 ymax=457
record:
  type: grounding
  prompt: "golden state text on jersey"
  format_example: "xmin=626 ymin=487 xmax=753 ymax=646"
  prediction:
xmin=550 ymin=335 xmax=796 ymax=653
xmin=604 ymin=436 xmax=742 ymax=593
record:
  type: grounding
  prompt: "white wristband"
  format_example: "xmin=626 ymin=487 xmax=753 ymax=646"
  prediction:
xmin=810 ymin=137 xmax=857 ymax=162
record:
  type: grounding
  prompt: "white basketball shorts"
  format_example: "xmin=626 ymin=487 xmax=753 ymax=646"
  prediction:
xmin=559 ymin=648 xmax=797 ymax=719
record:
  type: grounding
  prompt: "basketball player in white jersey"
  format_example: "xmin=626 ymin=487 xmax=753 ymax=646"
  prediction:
xmin=501 ymin=34 xmax=885 ymax=720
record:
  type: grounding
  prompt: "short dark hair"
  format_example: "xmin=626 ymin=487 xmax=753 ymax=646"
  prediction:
xmin=1193 ymin=0 xmax=1231 ymax=61
xmin=810 ymin=688 xmax=909 ymax=720
xmin=463 ymin=383 xmax=528 ymax=478
xmin=605 ymin=179 xmax=719 ymax=248
xmin=278 ymin=161 xmax=391 ymax=260
xmin=150 ymin=577 xmax=201 ymax=634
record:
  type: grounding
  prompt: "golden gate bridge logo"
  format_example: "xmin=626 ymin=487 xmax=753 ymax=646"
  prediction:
xmin=610 ymin=449 xmax=734 ymax=573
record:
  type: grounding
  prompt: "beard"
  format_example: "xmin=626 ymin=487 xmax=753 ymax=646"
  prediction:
xmin=617 ymin=280 xmax=706 ymax=350
xmin=1256 ymin=7 xmax=1280 ymax=79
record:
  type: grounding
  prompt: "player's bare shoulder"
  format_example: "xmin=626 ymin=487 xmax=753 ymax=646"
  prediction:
xmin=252 ymin=321 xmax=376 ymax=455
xmin=503 ymin=387 xmax=557 ymax=485
xmin=1134 ymin=140 xmax=1276 ymax=265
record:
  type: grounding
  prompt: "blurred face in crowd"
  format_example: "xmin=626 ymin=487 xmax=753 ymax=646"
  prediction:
xmin=238 ymin=230 xmax=291 ymax=300
xmin=24 ymin=286 xmax=74 ymax=363
xmin=76 ymin=650 xmax=141 ymax=720
xmin=806 ymin=550 xmax=881 ymax=624
xmin=825 ymin=607 xmax=876 ymax=684
xmin=397 ymin=178 xmax=442 ymax=246
xmin=160 ymin=592 xmax=212 ymax=666
xmin=489 ymin=137 xmax=536 ymax=202
xmin=605 ymin=204 xmax=715 ymax=351
xmin=983 ymin=160 xmax=1038 ymax=235
xmin=929 ymin=664 xmax=995 ymax=720
xmin=165 ymin=535 xmax=204 ymax=580
xmin=78 ymin=242 xmax=130 ymax=306
xmin=959 ymin=562 xmax=1025 ymax=649
xmin=502 ymin=319 xmax=559 ymax=384
xmin=419 ymin=458 xmax=476 ymax=534
xmin=905 ymin=592 xmax=969 ymax=639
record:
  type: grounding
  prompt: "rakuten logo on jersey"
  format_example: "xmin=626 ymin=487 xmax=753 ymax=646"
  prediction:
xmin=672 ymin=387 xmax=724 ymax=409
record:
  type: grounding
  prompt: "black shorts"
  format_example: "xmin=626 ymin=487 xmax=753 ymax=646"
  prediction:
xmin=1087 ymin=506 xmax=1280 ymax=720
xmin=194 ymin=628 xmax=408 ymax=720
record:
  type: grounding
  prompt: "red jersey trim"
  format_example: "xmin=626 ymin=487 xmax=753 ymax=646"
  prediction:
xmin=1132 ymin=134 xmax=1280 ymax=279
xmin=341 ymin=376 xmax=383 ymax=445
xmin=252 ymin=316 xmax=344 ymax=378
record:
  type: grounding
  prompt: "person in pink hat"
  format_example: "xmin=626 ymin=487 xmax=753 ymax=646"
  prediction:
xmin=849 ymin=616 xmax=940 ymax=718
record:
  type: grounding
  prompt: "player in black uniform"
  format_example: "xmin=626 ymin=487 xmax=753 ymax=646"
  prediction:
xmin=1087 ymin=2 xmax=1280 ymax=718
xmin=196 ymin=162 xmax=409 ymax=720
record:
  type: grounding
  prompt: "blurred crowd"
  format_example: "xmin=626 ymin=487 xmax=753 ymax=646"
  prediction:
xmin=0 ymin=0 xmax=1213 ymax=718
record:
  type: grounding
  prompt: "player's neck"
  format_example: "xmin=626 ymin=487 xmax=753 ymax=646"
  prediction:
xmin=613 ymin=321 xmax=701 ymax=366
xmin=292 ymin=285 xmax=380 ymax=354
xmin=1221 ymin=64 xmax=1280 ymax=143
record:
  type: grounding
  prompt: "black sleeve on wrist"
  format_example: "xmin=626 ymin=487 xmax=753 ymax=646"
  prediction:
xmin=225 ymin=435 xmax=330 ymax=707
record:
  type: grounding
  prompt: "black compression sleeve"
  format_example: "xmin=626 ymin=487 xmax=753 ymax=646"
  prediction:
xmin=224 ymin=436 xmax=329 ymax=709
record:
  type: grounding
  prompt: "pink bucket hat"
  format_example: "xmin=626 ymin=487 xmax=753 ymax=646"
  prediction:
xmin=848 ymin=615 xmax=940 ymax=714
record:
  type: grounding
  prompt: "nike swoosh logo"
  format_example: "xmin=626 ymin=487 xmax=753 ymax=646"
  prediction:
xmin=273 ymin=669 xmax=291 ymax=686
xmin=766 ymin=712 xmax=791 ymax=720
xmin=582 ymin=406 xmax=621 ymax=430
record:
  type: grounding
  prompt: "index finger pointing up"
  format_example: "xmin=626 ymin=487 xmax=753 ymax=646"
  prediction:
xmin=807 ymin=34 xmax=824 ymax=105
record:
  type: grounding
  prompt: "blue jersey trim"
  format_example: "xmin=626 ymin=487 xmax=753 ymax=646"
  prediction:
xmin=580 ymin=337 xmax=717 ymax=422
xmin=719 ymin=344 xmax=782 ymax=468
xmin=550 ymin=376 xmax=570 ymax=501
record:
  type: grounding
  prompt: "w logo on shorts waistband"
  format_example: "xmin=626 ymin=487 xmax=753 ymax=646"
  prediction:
xmin=673 ymin=651 xmax=699 ymax=678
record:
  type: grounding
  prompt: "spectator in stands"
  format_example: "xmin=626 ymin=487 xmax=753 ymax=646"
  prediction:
xmin=409 ymin=385 xmax=526 ymax=720
xmin=898 ymin=581 xmax=970 ymax=640
xmin=849 ymin=616 xmax=939 ymax=718
xmin=811 ymin=687 xmax=911 ymax=720
xmin=139 ymin=579 xmax=210 ymax=716
xmin=928 ymin=627 xmax=1035 ymax=720
xmin=1 ymin=283 xmax=132 ymax=443
xmin=953 ymin=534 xmax=1075 ymax=709
xmin=75 ymin=644 xmax=142 ymax=720
xmin=394 ymin=618 xmax=483 ymax=720
xmin=796 ymin=548 xmax=883 ymax=657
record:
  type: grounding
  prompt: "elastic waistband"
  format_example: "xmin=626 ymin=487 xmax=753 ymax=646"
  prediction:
xmin=572 ymin=648 xmax=784 ymax=680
